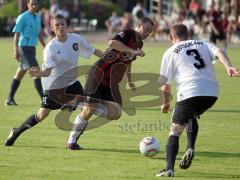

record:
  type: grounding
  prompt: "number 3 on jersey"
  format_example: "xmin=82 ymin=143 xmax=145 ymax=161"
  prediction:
xmin=186 ymin=49 xmax=206 ymax=70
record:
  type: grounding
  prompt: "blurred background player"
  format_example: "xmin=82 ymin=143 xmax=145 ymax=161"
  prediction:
xmin=105 ymin=11 xmax=121 ymax=39
xmin=5 ymin=0 xmax=45 ymax=106
xmin=66 ymin=17 xmax=155 ymax=150
xmin=5 ymin=14 xmax=103 ymax=146
xmin=156 ymin=24 xmax=239 ymax=177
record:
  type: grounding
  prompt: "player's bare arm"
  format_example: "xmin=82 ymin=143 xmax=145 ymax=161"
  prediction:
xmin=126 ymin=63 xmax=136 ymax=92
xmin=215 ymin=49 xmax=239 ymax=77
xmin=94 ymin=49 xmax=104 ymax=58
xmin=38 ymin=30 xmax=46 ymax=48
xmin=13 ymin=33 xmax=20 ymax=60
xmin=109 ymin=40 xmax=145 ymax=56
xmin=161 ymin=84 xmax=171 ymax=113
xmin=28 ymin=67 xmax=51 ymax=78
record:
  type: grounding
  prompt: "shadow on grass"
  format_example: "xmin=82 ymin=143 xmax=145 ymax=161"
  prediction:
xmin=125 ymin=108 xmax=240 ymax=114
xmin=84 ymin=147 xmax=139 ymax=154
xmin=151 ymin=151 xmax=240 ymax=161
xmin=11 ymin=145 xmax=62 ymax=149
xmin=192 ymin=172 xmax=240 ymax=179
xmin=196 ymin=151 xmax=240 ymax=158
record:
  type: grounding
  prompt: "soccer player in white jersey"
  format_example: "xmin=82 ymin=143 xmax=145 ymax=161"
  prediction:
xmin=5 ymin=14 xmax=104 ymax=146
xmin=156 ymin=24 xmax=239 ymax=177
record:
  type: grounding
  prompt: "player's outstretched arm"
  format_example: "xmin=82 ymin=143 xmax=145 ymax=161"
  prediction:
xmin=215 ymin=49 xmax=239 ymax=77
xmin=94 ymin=49 xmax=104 ymax=58
xmin=28 ymin=67 xmax=52 ymax=78
xmin=109 ymin=40 xmax=145 ymax=57
xmin=126 ymin=63 xmax=136 ymax=92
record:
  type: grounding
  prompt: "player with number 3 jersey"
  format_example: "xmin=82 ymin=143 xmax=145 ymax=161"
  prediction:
xmin=156 ymin=23 xmax=239 ymax=177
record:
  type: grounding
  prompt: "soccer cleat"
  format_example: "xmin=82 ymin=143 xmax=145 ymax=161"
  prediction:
xmin=66 ymin=143 xmax=83 ymax=150
xmin=179 ymin=148 xmax=195 ymax=169
xmin=5 ymin=128 xmax=18 ymax=146
xmin=5 ymin=99 xmax=18 ymax=106
xmin=155 ymin=169 xmax=174 ymax=177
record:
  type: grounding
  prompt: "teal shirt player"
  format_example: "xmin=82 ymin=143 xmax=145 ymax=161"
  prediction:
xmin=12 ymin=11 xmax=41 ymax=47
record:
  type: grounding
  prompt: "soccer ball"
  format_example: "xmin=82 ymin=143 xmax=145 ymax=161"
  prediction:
xmin=139 ymin=136 xmax=160 ymax=157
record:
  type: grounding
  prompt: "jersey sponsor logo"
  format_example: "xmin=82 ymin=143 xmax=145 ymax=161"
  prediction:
xmin=42 ymin=97 xmax=47 ymax=105
xmin=173 ymin=41 xmax=203 ymax=53
xmin=119 ymin=31 xmax=125 ymax=38
xmin=72 ymin=43 xmax=78 ymax=51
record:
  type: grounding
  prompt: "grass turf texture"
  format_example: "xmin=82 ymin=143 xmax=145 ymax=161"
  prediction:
xmin=0 ymin=37 xmax=240 ymax=179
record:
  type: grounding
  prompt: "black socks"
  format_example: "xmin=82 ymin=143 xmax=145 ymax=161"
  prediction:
xmin=186 ymin=118 xmax=199 ymax=150
xmin=14 ymin=114 xmax=39 ymax=137
xmin=166 ymin=135 xmax=179 ymax=170
xmin=34 ymin=78 xmax=44 ymax=98
xmin=8 ymin=79 xmax=20 ymax=100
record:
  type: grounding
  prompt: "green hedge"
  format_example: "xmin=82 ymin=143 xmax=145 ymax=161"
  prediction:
xmin=69 ymin=1 xmax=123 ymax=28
xmin=0 ymin=0 xmax=18 ymax=17
xmin=0 ymin=0 xmax=122 ymax=36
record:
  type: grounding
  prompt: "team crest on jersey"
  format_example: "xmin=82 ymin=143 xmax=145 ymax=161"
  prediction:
xmin=119 ymin=31 xmax=125 ymax=38
xmin=72 ymin=43 xmax=78 ymax=51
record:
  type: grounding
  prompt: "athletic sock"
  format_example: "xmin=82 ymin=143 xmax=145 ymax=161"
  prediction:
xmin=14 ymin=114 xmax=39 ymax=137
xmin=68 ymin=115 xmax=88 ymax=144
xmin=186 ymin=118 xmax=199 ymax=150
xmin=8 ymin=78 xmax=20 ymax=100
xmin=34 ymin=78 xmax=44 ymax=98
xmin=166 ymin=135 xmax=179 ymax=170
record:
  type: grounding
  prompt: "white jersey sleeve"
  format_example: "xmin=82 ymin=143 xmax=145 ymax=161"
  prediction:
xmin=159 ymin=50 xmax=175 ymax=85
xmin=76 ymin=34 xmax=95 ymax=58
xmin=43 ymin=45 xmax=56 ymax=70
xmin=206 ymin=41 xmax=220 ymax=59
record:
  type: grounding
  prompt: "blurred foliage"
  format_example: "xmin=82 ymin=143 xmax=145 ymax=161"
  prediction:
xmin=0 ymin=0 xmax=18 ymax=17
xmin=80 ymin=1 xmax=122 ymax=28
xmin=65 ymin=0 xmax=123 ymax=28
xmin=0 ymin=0 xmax=122 ymax=30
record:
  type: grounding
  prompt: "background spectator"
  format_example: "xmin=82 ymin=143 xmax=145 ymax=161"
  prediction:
xmin=105 ymin=11 xmax=121 ymax=39
xmin=132 ymin=1 xmax=148 ymax=25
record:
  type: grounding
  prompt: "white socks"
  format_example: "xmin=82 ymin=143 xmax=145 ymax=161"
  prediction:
xmin=67 ymin=104 xmax=108 ymax=144
xmin=68 ymin=115 xmax=88 ymax=144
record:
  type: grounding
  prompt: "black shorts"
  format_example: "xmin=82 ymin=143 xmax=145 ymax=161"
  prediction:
xmin=84 ymin=83 xmax=122 ymax=105
xmin=210 ymin=31 xmax=226 ymax=44
xmin=172 ymin=96 xmax=217 ymax=125
xmin=19 ymin=46 xmax=39 ymax=70
xmin=41 ymin=81 xmax=83 ymax=110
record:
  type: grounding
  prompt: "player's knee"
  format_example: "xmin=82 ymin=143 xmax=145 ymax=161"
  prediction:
xmin=169 ymin=123 xmax=185 ymax=137
xmin=107 ymin=111 xmax=122 ymax=120
xmin=81 ymin=105 xmax=96 ymax=120
xmin=106 ymin=104 xmax=122 ymax=120
xmin=36 ymin=113 xmax=47 ymax=122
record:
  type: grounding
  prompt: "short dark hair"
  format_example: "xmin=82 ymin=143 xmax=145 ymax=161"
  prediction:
xmin=51 ymin=13 xmax=65 ymax=21
xmin=139 ymin=17 xmax=155 ymax=27
xmin=26 ymin=0 xmax=39 ymax=3
xmin=170 ymin=23 xmax=189 ymax=40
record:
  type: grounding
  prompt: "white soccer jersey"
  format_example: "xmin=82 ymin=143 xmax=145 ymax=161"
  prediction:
xmin=42 ymin=33 xmax=95 ymax=90
xmin=160 ymin=40 xmax=220 ymax=101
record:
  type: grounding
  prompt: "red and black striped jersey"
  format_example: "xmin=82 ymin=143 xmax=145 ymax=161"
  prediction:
xmin=89 ymin=29 xmax=143 ymax=86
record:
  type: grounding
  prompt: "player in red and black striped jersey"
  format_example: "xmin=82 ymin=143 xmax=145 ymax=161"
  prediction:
xmin=92 ymin=29 xmax=143 ymax=86
xmin=67 ymin=17 xmax=155 ymax=150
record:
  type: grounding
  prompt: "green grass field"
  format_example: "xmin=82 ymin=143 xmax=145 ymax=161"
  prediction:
xmin=0 ymin=37 xmax=240 ymax=180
